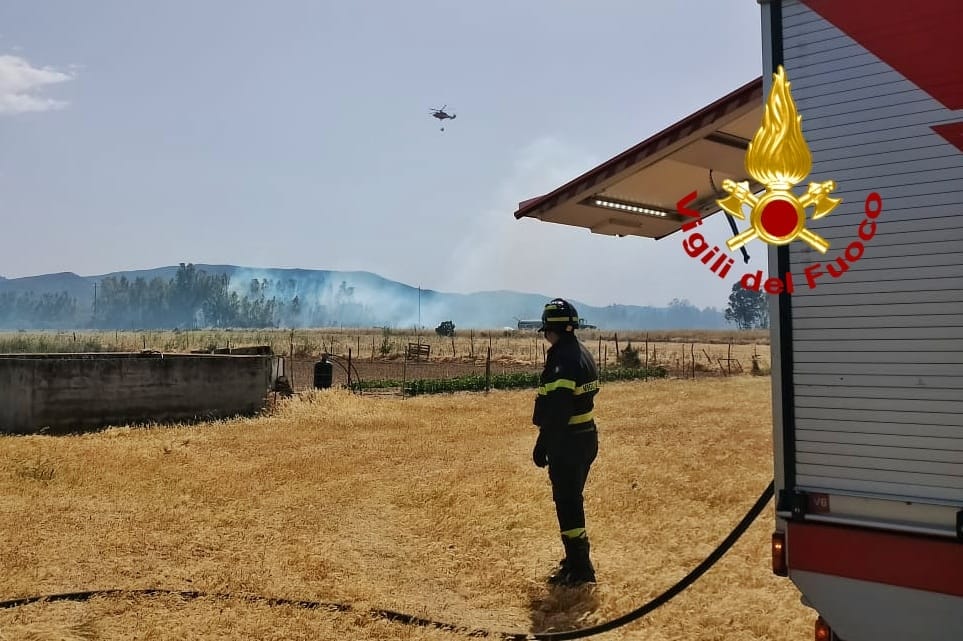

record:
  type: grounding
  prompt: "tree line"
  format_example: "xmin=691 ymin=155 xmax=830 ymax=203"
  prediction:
xmin=0 ymin=264 xmax=360 ymax=330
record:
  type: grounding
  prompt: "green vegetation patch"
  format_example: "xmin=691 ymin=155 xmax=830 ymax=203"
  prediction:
xmin=351 ymin=366 xmax=667 ymax=396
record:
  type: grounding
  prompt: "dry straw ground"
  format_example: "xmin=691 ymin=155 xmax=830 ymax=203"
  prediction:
xmin=0 ymin=376 xmax=810 ymax=640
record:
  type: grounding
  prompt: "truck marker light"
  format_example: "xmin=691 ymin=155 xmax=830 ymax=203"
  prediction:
xmin=772 ymin=532 xmax=788 ymax=576
xmin=814 ymin=616 xmax=833 ymax=641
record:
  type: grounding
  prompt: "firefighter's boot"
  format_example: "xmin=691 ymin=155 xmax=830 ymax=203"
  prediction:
xmin=548 ymin=536 xmax=596 ymax=586
xmin=560 ymin=536 xmax=596 ymax=586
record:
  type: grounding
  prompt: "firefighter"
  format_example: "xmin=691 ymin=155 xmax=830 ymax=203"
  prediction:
xmin=531 ymin=298 xmax=599 ymax=586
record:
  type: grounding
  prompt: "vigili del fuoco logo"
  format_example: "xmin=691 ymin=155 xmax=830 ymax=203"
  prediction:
xmin=677 ymin=66 xmax=883 ymax=295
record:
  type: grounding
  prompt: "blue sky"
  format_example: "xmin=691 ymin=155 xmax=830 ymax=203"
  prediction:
xmin=0 ymin=1 xmax=763 ymax=309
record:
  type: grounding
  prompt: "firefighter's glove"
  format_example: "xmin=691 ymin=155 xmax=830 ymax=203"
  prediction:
xmin=532 ymin=432 xmax=548 ymax=468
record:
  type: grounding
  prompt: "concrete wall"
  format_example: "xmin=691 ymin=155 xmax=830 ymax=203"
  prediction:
xmin=0 ymin=352 xmax=273 ymax=434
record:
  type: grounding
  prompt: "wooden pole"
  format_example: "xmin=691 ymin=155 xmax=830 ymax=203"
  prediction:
xmin=485 ymin=347 xmax=492 ymax=392
xmin=645 ymin=334 xmax=649 ymax=379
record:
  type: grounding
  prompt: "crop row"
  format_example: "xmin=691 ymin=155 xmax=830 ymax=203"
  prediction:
xmin=349 ymin=366 xmax=667 ymax=396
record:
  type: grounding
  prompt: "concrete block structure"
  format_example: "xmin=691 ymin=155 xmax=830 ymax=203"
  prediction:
xmin=0 ymin=352 xmax=273 ymax=434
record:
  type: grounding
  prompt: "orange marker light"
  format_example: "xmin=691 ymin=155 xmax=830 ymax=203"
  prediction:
xmin=772 ymin=532 xmax=788 ymax=576
xmin=815 ymin=616 xmax=833 ymax=641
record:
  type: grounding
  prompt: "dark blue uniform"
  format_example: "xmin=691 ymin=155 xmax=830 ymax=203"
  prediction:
xmin=533 ymin=331 xmax=600 ymax=584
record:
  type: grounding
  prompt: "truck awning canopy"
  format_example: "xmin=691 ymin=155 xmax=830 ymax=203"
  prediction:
xmin=513 ymin=77 xmax=764 ymax=239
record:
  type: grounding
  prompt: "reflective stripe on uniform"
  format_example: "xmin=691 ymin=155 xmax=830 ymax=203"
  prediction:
xmin=568 ymin=411 xmax=593 ymax=425
xmin=539 ymin=378 xmax=599 ymax=396
xmin=538 ymin=378 xmax=577 ymax=395
xmin=561 ymin=527 xmax=587 ymax=539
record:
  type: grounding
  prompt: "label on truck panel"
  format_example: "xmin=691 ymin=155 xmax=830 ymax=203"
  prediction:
xmin=807 ymin=492 xmax=831 ymax=514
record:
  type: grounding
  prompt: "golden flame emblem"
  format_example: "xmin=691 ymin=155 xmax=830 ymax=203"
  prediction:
xmin=717 ymin=66 xmax=840 ymax=253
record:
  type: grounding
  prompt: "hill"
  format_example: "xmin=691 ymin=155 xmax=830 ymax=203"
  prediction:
xmin=0 ymin=264 xmax=727 ymax=330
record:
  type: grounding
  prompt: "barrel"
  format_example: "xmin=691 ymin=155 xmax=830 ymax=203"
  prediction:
xmin=313 ymin=358 xmax=333 ymax=389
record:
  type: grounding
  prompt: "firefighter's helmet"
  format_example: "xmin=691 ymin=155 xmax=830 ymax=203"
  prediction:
xmin=539 ymin=298 xmax=579 ymax=333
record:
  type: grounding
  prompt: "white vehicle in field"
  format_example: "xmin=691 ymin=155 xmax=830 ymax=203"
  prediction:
xmin=513 ymin=2 xmax=963 ymax=639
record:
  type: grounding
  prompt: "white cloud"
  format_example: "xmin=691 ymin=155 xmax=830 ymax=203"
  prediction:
xmin=0 ymin=54 xmax=74 ymax=115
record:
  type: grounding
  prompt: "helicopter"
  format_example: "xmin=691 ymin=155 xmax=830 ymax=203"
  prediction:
xmin=429 ymin=105 xmax=456 ymax=131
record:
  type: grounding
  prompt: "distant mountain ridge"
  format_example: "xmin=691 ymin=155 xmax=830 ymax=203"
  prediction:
xmin=0 ymin=264 xmax=727 ymax=330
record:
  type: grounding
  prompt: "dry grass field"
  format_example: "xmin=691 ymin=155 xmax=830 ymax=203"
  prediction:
xmin=0 ymin=376 xmax=811 ymax=641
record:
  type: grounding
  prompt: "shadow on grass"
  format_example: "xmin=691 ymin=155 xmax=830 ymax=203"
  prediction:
xmin=528 ymin=582 xmax=601 ymax=634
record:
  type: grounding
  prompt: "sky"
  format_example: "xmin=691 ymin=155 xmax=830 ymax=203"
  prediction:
xmin=0 ymin=1 xmax=764 ymax=310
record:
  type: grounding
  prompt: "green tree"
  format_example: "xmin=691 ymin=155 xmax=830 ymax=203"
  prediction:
xmin=724 ymin=283 xmax=768 ymax=329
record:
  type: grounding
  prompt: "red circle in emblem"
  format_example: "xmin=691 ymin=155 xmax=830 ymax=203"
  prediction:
xmin=760 ymin=199 xmax=798 ymax=238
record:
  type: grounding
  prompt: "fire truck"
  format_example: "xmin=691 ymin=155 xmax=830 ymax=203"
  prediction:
xmin=513 ymin=2 xmax=963 ymax=639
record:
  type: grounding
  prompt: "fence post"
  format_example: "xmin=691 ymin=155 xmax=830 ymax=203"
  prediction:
xmin=691 ymin=343 xmax=696 ymax=379
xmin=485 ymin=347 xmax=492 ymax=392
xmin=289 ymin=331 xmax=295 ymax=389
xmin=347 ymin=348 xmax=352 ymax=388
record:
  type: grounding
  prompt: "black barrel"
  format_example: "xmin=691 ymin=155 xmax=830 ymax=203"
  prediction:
xmin=313 ymin=357 xmax=333 ymax=389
